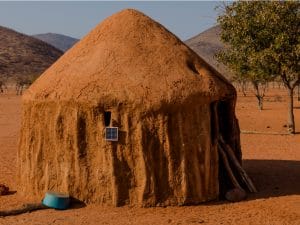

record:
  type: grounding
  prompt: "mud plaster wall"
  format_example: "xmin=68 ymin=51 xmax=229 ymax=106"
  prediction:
xmin=18 ymin=101 xmax=219 ymax=207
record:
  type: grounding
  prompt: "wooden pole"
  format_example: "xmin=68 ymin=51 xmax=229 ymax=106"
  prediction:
xmin=219 ymin=136 xmax=258 ymax=193
xmin=218 ymin=144 xmax=243 ymax=190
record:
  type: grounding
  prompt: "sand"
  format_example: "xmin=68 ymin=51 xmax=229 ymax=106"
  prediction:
xmin=0 ymin=86 xmax=299 ymax=224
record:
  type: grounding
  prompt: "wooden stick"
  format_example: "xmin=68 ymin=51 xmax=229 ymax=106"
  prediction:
xmin=217 ymin=144 xmax=242 ymax=190
xmin=219 ymin=136 xmax=258 ymax=193
xmin=0 ymin=203 xmax=48 ymax=217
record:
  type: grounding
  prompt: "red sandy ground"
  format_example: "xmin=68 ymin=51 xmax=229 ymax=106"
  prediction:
xmin=0 ymin=87 xmax=299 ymax=225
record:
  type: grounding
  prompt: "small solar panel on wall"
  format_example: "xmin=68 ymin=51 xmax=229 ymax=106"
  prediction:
xmin=105 ymin=127 xmax=118 ymax=141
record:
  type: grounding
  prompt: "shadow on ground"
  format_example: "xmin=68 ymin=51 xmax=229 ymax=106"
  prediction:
xmin=243 ymin=159 xmax=300 ymax=199
xmin=69 ymin=197 xmax=87 ymax=209
xmin=70 ymin=197 xmax=86 ymax=209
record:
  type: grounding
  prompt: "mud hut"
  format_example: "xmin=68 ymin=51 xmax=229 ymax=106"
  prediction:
xmin=18 ymin=9 xmax=246 ymax=207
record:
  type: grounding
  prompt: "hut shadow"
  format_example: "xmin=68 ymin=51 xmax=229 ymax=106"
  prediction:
xmin=243 ymin=159 xmax=300 ymax=200
xmin=203 ymin=159 xmax=300 ymax=206
xmin=118 ymin=130 xmax=127 ymax=145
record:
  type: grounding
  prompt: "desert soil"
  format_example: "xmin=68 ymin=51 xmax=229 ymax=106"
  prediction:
xmin=0 ymin=86 xmax=299 ymax=225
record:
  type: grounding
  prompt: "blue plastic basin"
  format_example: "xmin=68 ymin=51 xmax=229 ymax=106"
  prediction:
xmin=42 ymin=191 xmax=70 ymax=210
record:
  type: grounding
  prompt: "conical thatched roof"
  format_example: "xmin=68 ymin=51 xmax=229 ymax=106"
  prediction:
xmin=23 ymin=9 xmax=234 ymax=109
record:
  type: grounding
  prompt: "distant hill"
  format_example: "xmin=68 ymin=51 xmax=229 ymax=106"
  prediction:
xmin=32 ymin=33 xmax=79 ymax=52
xmin=0 ymin=26 xmax=63 ymax=80
xmin=185 ymin=25 xmax=234 ymax=80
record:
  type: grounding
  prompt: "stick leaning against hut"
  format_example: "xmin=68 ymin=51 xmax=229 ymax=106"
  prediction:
xmin=218 ymin=136 xmax=257 ymax=193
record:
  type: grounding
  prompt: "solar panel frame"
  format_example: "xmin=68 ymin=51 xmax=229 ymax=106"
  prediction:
xmin=105 ymin=127 xmax=118 ymax=141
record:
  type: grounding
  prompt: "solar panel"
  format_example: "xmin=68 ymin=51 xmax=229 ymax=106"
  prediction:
xmin=105 ymin=127 xmax=118 ymax=141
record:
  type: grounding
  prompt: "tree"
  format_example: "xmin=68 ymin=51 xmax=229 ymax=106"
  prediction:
xmin=15 ymin=74 xmax=38 ymax=95
xmin=217 ymin=1 xmax=300 ymax=133
xmin=232 ymin=75 xmax=248 ymax=97
xmin=0 ymin=76 xmax=8 ymax=94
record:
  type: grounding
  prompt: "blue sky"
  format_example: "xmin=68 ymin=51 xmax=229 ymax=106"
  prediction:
xmin=0 ymin=1 xmax=222 ymax=40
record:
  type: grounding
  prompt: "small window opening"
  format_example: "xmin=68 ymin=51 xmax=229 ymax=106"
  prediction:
xmin=104 ymin=111 xmax=111 ymax=127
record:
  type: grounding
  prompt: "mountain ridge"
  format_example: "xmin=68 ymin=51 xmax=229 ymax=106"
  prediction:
xmin=32 ymin=33 xmax=79 ymax=52
xmin=185 ymin=25 xmax=234 ymax=80
xmin=0 ymin=25 xmax=63 ymax=80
